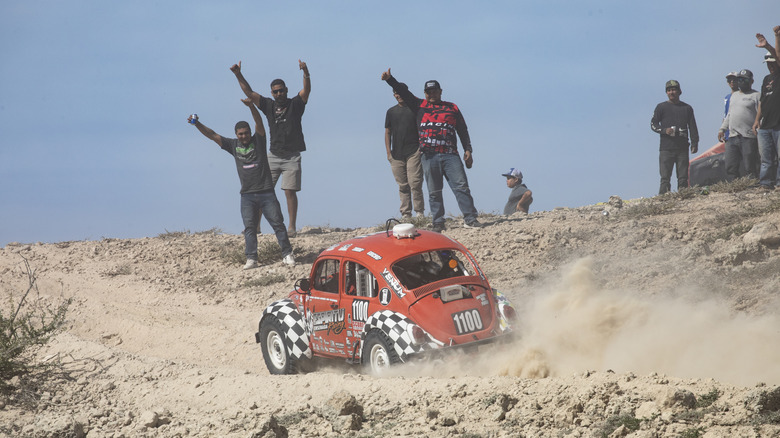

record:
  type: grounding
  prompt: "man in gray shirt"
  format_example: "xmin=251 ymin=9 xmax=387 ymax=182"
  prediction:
xmin=718 ymin=69 xmax=760 ymax=180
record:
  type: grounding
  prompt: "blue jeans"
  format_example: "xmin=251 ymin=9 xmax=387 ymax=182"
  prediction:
xmin=421 ymin=152 xmax=478 ymax=225
xmin=240 ymin=190 xmax=292 ymax=260
xmin=758 ymin=128 xmax=780 ymax=188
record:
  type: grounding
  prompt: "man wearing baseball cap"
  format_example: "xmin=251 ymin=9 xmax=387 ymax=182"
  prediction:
xmin=380 ymin=68 xmax=481 ymax=232
xmin=723 ymin=71 xmax=740 ymax=142
xmin=502 ymin=168 xmax=533 ymax=215
xmin=719 ymin=69 xmax=760 ymax=181
xmin=753 ymin=26 xmax=780 ymax=190
xmin=650 ymin=80 xmax=700 ymax=194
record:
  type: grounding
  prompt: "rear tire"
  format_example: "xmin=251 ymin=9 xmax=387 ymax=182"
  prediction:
xmin=260 ymin=317 xmax=298 ymax=375
xmin=362 ymin=330 xmax=400 ymax=375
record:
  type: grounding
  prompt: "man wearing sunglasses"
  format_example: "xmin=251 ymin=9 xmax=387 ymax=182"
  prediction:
xmin=650 ymin=80 xmax=700 ymax=194
xmin=380 ymin=68 xmax=481 ymax=232
xmin=231 ymin=60 xmax=311 ymax=236
xmin=753 ymin=27 xmax=780 ymax=190
xmin=719 ymin=70 xmax=760 ymax=181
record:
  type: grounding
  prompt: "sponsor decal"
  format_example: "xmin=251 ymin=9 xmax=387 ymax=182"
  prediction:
xmin=351 ymin=321 xmax=365 ymax=331
xmin=379 ymin=288 xmax=392 ymax=306
xmin=312 ymin=308 xmax=346 ymax=335
xmin=325 ymin=244 xmax=338 ymax=251
xmin=475 ymin=292 xmax=489 ymax=307
xmin=351 ymin=246 xmax=365 ymax=253
xmin=338 ymin=244 xmax=352 ymax=251
xmin=367 ymin=251 xmax=382 ymax=261
xmin=381 ymin=269 xmax=405 ymax=298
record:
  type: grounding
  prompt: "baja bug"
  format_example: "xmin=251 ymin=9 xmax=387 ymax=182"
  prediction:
xmin=255 ymin=221 xmax=518 ymax=375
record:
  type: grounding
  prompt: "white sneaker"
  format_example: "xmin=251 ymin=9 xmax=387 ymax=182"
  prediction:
xmin=243 ymin=259 xmax=258 ymax=270
xmin=282 ymin=254 xmax=296 ymax=266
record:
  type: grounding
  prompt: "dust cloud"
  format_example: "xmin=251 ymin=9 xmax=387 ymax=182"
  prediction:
xmin=483 ymin=257 xmax=780 ymax=386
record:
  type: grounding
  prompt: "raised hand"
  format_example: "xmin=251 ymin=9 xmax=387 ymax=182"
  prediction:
xmin=230 ymin=61 xmax=242 ymax=73
xmin=381 ymin=68 xmax=392 ymax=81
xmin=756 ymin=33 xmax=768 ymax=48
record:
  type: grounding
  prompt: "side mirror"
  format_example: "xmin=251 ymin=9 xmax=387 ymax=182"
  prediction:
xmin=297 ymin=278 xmax=311 ymax=293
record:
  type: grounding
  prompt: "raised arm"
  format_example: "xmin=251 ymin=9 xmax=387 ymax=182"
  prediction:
xmin=756 ymin=32 xmax=778 ymax=59
xmin=230 ymin=61 xmax=262 ymax=106
xmin=381 ymin=68 xmax=422 ymax=112
xmin=775 ymin=26 xmax=780 ymax=69
xmin=242 ymin=98 xmax=265 ymax=137
xmin=188 ymin=114 xmax=223 ymax=147
xmin=298 ymin=60 xmax=311 ymax=103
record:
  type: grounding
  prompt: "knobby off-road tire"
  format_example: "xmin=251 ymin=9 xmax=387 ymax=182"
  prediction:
xmin=259 ymin=317 xmax=298 ymax=375
xmin=362 ymin=330 xmax=400 ymax=375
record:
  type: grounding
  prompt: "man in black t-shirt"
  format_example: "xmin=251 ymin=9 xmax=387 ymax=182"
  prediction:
xmin=231 ymin=61 xmax=311 ymax=236
xmin=753 ymin=27 xmax=780 ymax=189
xmin=385 ymin=89 xmax=424 ymax=219
xmin=189 ymin=99 xmax=295 ymax=269
xmin=650 ymin=80 xmax=700 ymax=194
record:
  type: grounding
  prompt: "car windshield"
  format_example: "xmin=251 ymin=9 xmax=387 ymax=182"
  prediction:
xmin=391 ymin=249 xmax=475 ymax=290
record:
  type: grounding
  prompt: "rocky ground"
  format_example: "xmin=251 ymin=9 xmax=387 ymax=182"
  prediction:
xmin=1 ymin=185 xmax=780 ymax=437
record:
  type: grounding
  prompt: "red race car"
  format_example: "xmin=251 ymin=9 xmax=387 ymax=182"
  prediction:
xmin=255 ymin=221 xmax=518 ymax=375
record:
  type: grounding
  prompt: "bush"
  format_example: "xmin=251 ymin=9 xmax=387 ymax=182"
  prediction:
xmin=1 ymin=257 xmax=70 ymax=387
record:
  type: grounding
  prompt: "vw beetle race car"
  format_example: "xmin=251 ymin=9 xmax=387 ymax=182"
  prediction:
xmin=255 ymin=221 xmax=518 ymax=375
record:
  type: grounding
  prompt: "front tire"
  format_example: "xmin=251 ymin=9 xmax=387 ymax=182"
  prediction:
xmin=362 ymin=330 xmax=400 ymax=375
xmin=260 ymin=317 xmax=297 ymax=374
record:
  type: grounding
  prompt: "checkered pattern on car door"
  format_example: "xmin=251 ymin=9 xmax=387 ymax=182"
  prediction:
xmin=262 ymin=299 xmax=312 ymax=360
xmin=362 ymin=310 xmax=440 ymax=360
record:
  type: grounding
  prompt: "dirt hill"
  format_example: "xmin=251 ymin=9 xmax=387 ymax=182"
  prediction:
xmin=2 ymin=187 xmax=780 ymax=437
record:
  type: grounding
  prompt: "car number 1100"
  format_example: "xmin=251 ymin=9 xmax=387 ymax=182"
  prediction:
xmin=452 ymin=309 xmax=483 ymax=335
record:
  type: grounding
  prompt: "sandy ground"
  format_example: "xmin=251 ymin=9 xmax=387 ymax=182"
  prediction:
xmin=1 ymin=188 xmax=780 ymax=437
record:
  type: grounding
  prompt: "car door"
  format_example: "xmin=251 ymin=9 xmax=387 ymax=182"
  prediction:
xmin=343 ymin=260 xmax=381 ymax=360
xmin=306 ymin=257 xmax=348 ymax=357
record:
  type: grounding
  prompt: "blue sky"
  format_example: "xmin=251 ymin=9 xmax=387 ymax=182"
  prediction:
xmin=1 ymin=1 xmax=778 ymax=246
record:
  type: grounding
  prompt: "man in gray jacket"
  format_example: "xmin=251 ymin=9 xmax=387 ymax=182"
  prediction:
xmin=718 ymin=69 xmax=760 ymax=181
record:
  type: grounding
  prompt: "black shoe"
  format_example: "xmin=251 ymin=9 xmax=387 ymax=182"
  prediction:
xmin=463 ymin=219 xmax=483 ymax=229
xmin=431 ymin=223 xmax=446 ymax=233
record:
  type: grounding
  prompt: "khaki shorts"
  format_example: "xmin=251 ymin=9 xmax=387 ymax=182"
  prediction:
xmin=268 ymin=152 xmax=302 ymax=191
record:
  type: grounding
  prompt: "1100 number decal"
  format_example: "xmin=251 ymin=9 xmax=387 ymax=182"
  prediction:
xmin=451 ymin=309 xmax=483 ymax=335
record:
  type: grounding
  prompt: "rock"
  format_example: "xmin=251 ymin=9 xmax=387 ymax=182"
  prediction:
xmin=662 ymin=389 xmax=696 ymax=409
xmin=438 ymin=413 xmax=458 ymax=427
xmin=249 ymin=414 xmax=288 ymax=438
xmin=139 ymin=410 xmax=159 ymax=428
xmin=746 ymin=386 xmax=780 ymax=414
xmin=635 ymin=401 xmax=660 ymax=419
xmin=322 ymin=390 xmax=363 ymax=432
xmin=323 ymin=390 xmax=363 ymax=417
xmin=743 ymin=222 xmax=780 ymax=246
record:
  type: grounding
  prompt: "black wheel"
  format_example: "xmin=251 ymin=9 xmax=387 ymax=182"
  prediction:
xmin=362 ymin=330 xmax=400 ymax=375
xmin=259 ymin=317 xmax=298 ymax=375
